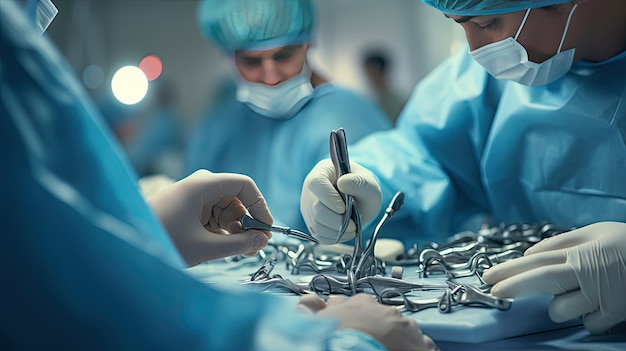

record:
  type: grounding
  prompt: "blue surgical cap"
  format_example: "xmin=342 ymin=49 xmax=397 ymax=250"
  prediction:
xmin=421 ymin=0 xmax=571 ymax=16
xmin=197 ymin=0 xmax=316 ymax=53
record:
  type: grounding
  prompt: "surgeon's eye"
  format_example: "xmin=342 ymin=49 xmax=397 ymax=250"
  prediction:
xmin=476 ymin=19 xmax=497 ymax=30
xmin=238 ymin=57 xmax=262 ymax=67
xmin=273 ymin=46 xmax=302 ymax=62
xmin=273 ymin=52 xmax=294 ymax=62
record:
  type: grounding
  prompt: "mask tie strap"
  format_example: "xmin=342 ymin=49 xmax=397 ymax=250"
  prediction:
xmin=514 ymin=8 xmax=532 ymax=40
xmin=557 ymin=4 xmax=578 ymax=53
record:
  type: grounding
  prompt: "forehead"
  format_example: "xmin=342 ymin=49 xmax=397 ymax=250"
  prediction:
xmin=234 ymin=45 xmax=303 ymax=59
xmin=444 ymin=12 xmax=514 ymax=22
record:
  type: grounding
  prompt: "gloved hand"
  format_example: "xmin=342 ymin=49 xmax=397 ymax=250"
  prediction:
xmin=482 ymin=221 xmax=626 ymax=334
xmin=147 ymin=169 xmax=273 ymax=267
xmin=300 ymin=159 xmax=382 ymax=244
xmin=298 ymin=294 xmax=439 ymax=351
xmin=138 ymin=173 xmax=176 ymax=199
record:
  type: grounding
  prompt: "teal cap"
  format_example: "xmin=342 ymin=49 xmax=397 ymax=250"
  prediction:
xmin=197 ymin=0 xmax=316 ymax=53
xmin=421 ymin=0 xmax=571 ymax=16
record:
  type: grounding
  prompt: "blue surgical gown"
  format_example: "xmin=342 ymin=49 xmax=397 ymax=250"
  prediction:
xmin=0 ymin=2 xmax=384 ymax=350
xmin=186 ymin=84 xmax=391 ymax=229
xmin=350 ymin=46 xmax=626 ymax=246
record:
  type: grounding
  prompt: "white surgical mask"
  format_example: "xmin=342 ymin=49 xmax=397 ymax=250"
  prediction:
xmin=470 ymin=4 xmax=578 ymax=86
xmin=236 ymin=66 xmax=314 ymax=120
xmin=25 ymin=0 xmax=58 ymax=34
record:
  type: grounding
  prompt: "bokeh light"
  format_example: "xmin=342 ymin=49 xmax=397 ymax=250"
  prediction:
xmin=82 ymin=64 xmax=105 ymax=90
xmin=139 ymin=55 xmax=163 ymax=81
xmin=111 ymin=65 xmax=149 ymax=105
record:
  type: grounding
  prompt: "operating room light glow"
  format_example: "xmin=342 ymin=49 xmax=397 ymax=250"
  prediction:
xmin=111 ymin=65 xmax=149 ymax=105
xmin=82 ymin=64 xmax=105 ymax=90
xmin=139 ymin=55 xmax=163 ymax=81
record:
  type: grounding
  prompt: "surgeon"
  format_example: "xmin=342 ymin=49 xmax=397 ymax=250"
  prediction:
xmin=0 ymin=1 xmax=437 ymax=350
xmin=300 ymin=0 xmax=626 ymax=335
xmin=186 ymin=0 xmax=391 ymax=231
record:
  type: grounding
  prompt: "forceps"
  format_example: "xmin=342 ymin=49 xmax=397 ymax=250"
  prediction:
xmin=241 ymin=214 xmax=320 ymax=243
xmin=330 ymin=128 xmax=363 ymax=281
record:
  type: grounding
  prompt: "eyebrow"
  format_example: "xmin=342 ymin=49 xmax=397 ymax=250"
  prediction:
xmin=235 ymin=45 xmax=302 ymax=59
xmin=275 ymin=45 xmax=302 ymax=54
xmin=443 ymin=14 xmax=475 ymax=23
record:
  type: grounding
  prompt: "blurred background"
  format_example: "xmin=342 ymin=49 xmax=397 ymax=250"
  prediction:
xmin=44 ymin=0 xmax=464 ymax=179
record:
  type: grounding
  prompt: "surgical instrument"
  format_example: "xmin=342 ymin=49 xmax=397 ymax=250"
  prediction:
xmin=307 ymin=274 xmax=447 ymax=296
xmin=249 ymin=250 xmax=278 ymax=281
xmin=241 ymin=214 xmax=320 ymax=243
xmin=359 ymin=276 xmax=448 ymax=296
xmin=378 ymin=288 xmax=443 ymax=313
xmin=447 ymin=280 xmax=513 ymax=311
xmin=354 ymin=191 xmax=404 ymax=279
xmin=242 ymin=276 xmax=311 ymax=295
xmin=329 ymin=128 xmax=362 ymax=248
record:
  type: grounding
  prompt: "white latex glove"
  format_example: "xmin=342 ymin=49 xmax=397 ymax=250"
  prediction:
xmin=482 ymin=221 xmax=626 ymax=334
xmin=300 ymin=159 xmax=382 ymax=244
xmin=148 ymin=169 xmax=273 ymax=267
xmin=298 ymin=294 xmax=438 ymax=351
xmin=138 ymin=174 xmax=176 ymax=199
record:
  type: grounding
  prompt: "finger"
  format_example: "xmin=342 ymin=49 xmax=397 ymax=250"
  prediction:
xmin=227 ymin=220 xmax=272 ymax=240
xmin=206 ymin=199 xmax=248 ymax=230
xmin=337 ymin=173 xmax=378 ymax=198
xmin=305 ymin=200 xmax=356 ymax=244
xmin=298 ymin=294 xmax=327 ymax=313
xmin=548 ymin=290 xmax=596 ymax=323
xmin=243 ymin=249 xmax=260 ymax=257
xmin=306 ymin=161 xmax=347 ymax=215
xmin=191 ymin=171 xmax=273 ymax=225
xmin=421 ymin=335 xmax=439 ymax=351
xmin=490 ymin=263 xmax=579 ymax=298
xmin=583 ymin=310 xmax=625 ymax=335
xmin=198 ymin=230 xmax=269 ymax=261
xmin=336 ymin=163 xmax=382 ymax=223
xmin=482 ymin=250 xmax=566 ymax=284
xmin=325 ymin=295 xmax=349 ymax=306
xmin=525 ymin=225 xmax=594 ymax=256
xmin=227 ymin=220 xmax=244 ymax=233
xmin=310 ymin=199 xmax=354 ymax=230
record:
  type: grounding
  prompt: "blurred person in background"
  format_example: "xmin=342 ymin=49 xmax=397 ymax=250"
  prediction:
xmin=186 ymin=0 xmax=391 ymax=230
xmin=96 ymin=93 xmax=140 ymax=148
xmin=126 ymin=78 xmax=185 ymax=179
xmin=362 ymin=49 xmax=407 ymax=125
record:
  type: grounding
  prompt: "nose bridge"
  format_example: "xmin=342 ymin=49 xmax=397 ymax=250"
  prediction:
xmin=465 ymin=31 xmax=487 ymax=52
xmin=465 ymin=29 xmax=508 ymax=52
xmin=261 ymin=59 xmax=281 ymax=85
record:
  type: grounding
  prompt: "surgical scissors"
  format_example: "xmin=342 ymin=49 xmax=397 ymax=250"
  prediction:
xmin=240 ymin=214 xmax=320 ymax=243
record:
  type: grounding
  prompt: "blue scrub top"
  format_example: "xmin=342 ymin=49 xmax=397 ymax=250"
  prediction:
xmin=186 ymin=83 xmax=391 ymax=229
xmin=0 ymin=2 xmax=385 ymax=349
xmin=350 ymin=46 xmax=626 ymax=246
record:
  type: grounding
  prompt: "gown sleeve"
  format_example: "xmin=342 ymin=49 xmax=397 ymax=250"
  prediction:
xmin=350 ymin=48 xmax=504 ymax=244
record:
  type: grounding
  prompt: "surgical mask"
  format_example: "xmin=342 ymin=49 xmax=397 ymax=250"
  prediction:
xmin=236 ymin=66 xmax=314 ymax=120
xmin=24 ymin=0 xmax=58 ymax=34
xmin=470 ymin=4 xmax=578 ymax=86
